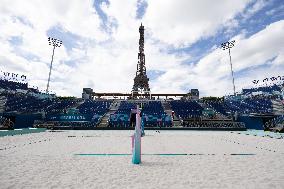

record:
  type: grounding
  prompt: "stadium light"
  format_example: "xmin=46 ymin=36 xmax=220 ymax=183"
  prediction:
xmin=46 ymin=37 xmax=63 ymax=94
xmin=221 ymin=40 xmax=236 ymax=96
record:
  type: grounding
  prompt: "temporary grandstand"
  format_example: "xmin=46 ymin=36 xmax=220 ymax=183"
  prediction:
xmin=0 ymin=24 xmax=283 ymax=132
xmin=1 ymin=74 xmax=283 ymax=131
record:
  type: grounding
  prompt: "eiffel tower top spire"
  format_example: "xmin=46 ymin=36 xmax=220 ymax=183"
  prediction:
xmin=132 ymin=23 xmax=150 ymax=95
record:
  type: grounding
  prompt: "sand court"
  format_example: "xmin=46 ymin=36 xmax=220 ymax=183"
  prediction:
xmin=0 ymin=130 xmax=284 ymax=188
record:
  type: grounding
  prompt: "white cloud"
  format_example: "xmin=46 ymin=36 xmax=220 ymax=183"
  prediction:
xmin=141 ymin=20 xmax=284 ymax=96
xmin=190 ymin=20 xmax=284 ymax=96
xmin=0 ymin=0 xmax=106 ymax=39
xmin=144 ymin=0 xmax=252 ymax=47
xmin=0 ymin=0 xmax=283 ymax=98
xmin=242 ymin=0 xmax=269 ymax=19
xmin=0 ymin=0 xmax=107 ymax=95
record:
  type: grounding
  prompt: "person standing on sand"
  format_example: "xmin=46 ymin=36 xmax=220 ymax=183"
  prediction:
xmin=140 ymin=113 xmax=145 ymax=137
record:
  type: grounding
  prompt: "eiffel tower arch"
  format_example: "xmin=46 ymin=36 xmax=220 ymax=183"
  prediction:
xmin=132 ymin=23 xmax=151 ymax=98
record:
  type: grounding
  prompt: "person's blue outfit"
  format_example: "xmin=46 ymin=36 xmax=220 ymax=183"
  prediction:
xmin=141 ymin=116 xmax=145 ymax=137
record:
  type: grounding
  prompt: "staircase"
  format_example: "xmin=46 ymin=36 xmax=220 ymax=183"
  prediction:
xmin=97 ymin=100 xmax=121 ymax=127
xmin=161 ymin=100 xmax=172 ymax=117
xmin=272 ymin=99 xmax=284 ymax=115
xmin=0 ymin=96 xmax=7 ymax=113
xmin=161 ymin=100 xmax=181 ymax=127
xmin=66 ymin=99 xmax=85 ymax=112
xmin=199 ymin=101 xmax=229 ymax=120
xmin=198 ymin=101 xmax=208 ymax=109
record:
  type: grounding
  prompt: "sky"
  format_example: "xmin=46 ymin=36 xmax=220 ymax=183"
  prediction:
xmin=0 ymin=0 xmax=284 ymax=97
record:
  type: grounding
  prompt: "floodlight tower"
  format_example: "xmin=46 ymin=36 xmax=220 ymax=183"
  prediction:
xmin=221 ymin=40 xmax=236 ymax=96
xmin=46 ymin=37 xmax=62 ymax=94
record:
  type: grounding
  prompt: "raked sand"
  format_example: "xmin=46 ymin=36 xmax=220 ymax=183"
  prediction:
xmin=0 ymin=130 xmax=284 ymax=189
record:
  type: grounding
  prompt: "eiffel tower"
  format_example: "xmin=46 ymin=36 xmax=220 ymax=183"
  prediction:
xmin=132 ymin=23 xmax=150 ymax=96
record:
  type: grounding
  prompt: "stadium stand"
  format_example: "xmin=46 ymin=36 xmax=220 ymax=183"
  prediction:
xmin=203 ymin=100 xmax=228 ymax=116
xmin=142 ymin=101 xmax=172 ymax=127
xmin=224 ymin=97 xmax=273 ymax=115
xmin=1 ymin=75 xmax=283 ymax=130
xmin=77 ymin=99 xmax=111 ymax=115
xmin=3 ymin=92 xmax=81 ymax=114
xmin=109 ymin=101 xmax=172 ymax=127
xmin=0 ymin=79 xmax=28 ymax=91
xmin=242 ymin=84 xmax=281 ymax=95
xmin=108 ymin=101 xmax=136 ymax=128
xmin=170 ymin=100 xmax=204 ymax=119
